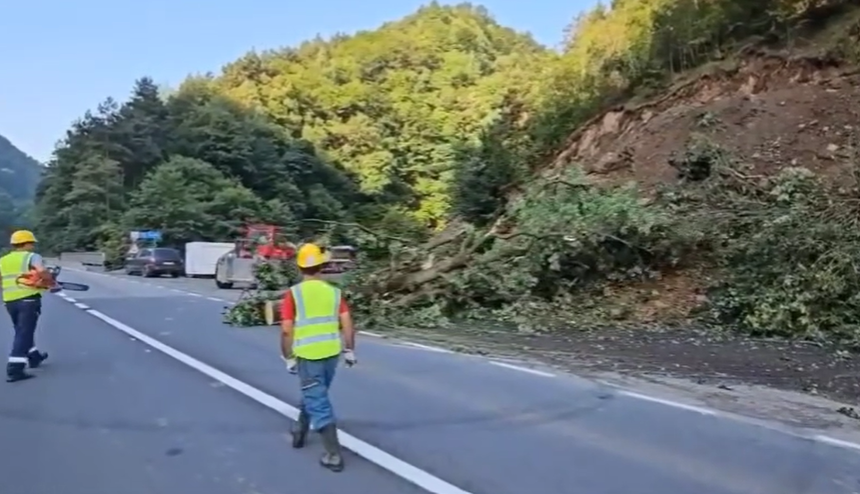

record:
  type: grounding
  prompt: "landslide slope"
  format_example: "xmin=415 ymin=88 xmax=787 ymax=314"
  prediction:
xmin=355 ymin=7 xmax=860 ymax=406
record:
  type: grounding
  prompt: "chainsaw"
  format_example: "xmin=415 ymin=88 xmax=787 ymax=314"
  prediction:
xmin=16 ymin=266 xmax=90 ymax=292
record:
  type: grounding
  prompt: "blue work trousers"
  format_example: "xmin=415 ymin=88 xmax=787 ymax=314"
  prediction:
xmin=297 ymin=355 xmax=340 ymax=431
xmin=5 ymin=295 xmax=41 ymax=362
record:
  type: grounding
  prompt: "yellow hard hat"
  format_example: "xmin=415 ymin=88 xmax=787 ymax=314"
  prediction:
xmin=296 ymin=243 xmax=330 ymax=268
xmin=10 ymin=230 xmax=37 ymax=245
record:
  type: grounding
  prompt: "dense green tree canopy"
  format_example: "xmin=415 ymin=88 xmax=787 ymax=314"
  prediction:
xmin=209 ymin=2 xmax=552 ymax=227
xmin=33 ymin=77 xmax=358 ymax=257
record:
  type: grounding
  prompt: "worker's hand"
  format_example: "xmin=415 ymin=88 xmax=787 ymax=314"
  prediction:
xmin=282 ymin=355 xmax=297 ymax=374
xmin=343 ymin=349 xmax=357 ymax=367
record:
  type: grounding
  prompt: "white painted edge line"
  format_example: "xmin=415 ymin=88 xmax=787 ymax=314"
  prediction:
xmin=73 ymin=302 xmax=90 ymax=310
xmin=360 ymin=331 xmax=384 ymax=337
xmin=618 ymin=390 xmax=716 ymax=416
xmin=186 ymin=292 xmax=201 ymax=297
xmin=488 ymin=361 xmax=555 ymax=378
xmin=399 ymin=341 xmax=452 ymax=353
xmin=812 ymin=434 xmax=860 ymax=452
xmin=78 ymin=307 xmax=472 ymax=494
xmin=206 ymin=296 xmax=225 ymax=302
xmin=64 ymin=297 xmax=76 ymax=303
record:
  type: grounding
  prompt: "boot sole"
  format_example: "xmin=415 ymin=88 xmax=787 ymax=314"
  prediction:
xmin=320 ymin=460 xmax=344 ymax=472
xmin=7 ymin=374 xmax=34 ymax=383
xmin=28 ymin=354 xmax=48 ymax=369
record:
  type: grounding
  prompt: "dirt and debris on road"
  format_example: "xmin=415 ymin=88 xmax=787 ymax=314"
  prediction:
xmin=377 ymin=322 xmax=860 ymax=429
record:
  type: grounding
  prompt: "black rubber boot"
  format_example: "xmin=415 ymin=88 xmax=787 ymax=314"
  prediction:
xmin=291 ymin=409 xmax=310 ymax=448
xmin=27 ymin=350 xmax=48 ymax=369
xmin=6 ymin=362 xmax=34 ymax=383
xmin=319 ymin=424 xmax=344 ymax=472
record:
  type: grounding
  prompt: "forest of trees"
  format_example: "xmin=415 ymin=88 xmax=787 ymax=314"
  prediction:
xmin=32 ymin=78 xmax=362 ymax=257
xmin=31 ymin=0 xmax=860 ymax=338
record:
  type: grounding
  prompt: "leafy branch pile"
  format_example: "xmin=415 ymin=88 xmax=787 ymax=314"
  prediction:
xmin=680 ymin=143 xmax=860 ymax=345
xmin=222 ymin=259 xmax=301 ymax=327
xmin=346 ymin=167 xmax=697 ymax=330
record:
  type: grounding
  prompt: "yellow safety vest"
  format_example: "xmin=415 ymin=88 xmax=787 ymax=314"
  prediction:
xmin=291 ymin=279 xmax=342 ymax=360
xmin=1 ymin=251 xmax=40 ymax=302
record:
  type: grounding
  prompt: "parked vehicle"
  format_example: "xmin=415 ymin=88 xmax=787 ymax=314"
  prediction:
xmin=321 ymin=245 xmax=358 ymax=282
xmin=125 ymin=248 xmax=185 ymax=277
xmin=215 ymin=224 xmax=296 ymax=289
xmin=184 ymin=242 xmax=234 ymax=277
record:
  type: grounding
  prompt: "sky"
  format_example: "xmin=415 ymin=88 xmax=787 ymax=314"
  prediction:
xmin=0 ymin=0 xmax=597 ymax=163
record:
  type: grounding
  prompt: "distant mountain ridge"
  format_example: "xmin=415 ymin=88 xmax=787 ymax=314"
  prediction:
xmin=0 ymin=134 xmax=42 ymax=202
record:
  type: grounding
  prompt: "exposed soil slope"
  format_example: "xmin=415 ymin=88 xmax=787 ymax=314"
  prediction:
xmin=547 ymin=49 xmax=860 ymax=190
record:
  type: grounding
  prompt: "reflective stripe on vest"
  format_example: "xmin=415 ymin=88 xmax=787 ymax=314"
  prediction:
xmin=1 ymin=251 xmax=38 ymax=302
xmin=291 ymin=280 xmax=342 ymax=360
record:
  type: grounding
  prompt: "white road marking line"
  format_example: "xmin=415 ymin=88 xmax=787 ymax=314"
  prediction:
xmin=360 ymin=331 xmax=384 ymax=337
xmin=812 ymin=434 xmax=860 ymax=452
xmin=81 ymin=309 xmax=472 ymax=494
xmin=489 ymin=361 xmax=555 ymax=377
xmin=400 ymin=341 xmax=452 ymax=353
xmin=206 ymin=296 xmax=224 ymax=302
xmin=64 ymin=297 xmax=76 ymax=303
xmin=619 ymin=390 xmax=716 ymax=416
xmin=170 ymin=288 xmax=184 ymax=293
xmin=186 ymin=292 xmax=201 ymax=297
xmin=73 ymin=302 xmax=90 ymax=310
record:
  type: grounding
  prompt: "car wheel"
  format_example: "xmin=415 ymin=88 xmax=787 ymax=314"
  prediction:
xmin=214 ymin=266 xmax=233 ymax=289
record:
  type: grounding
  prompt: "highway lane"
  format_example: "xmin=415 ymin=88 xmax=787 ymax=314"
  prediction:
xmin=36 ymin=269 xmax=860 ymax=493
xmin=0 ymin=295 xmax=427 ymax=494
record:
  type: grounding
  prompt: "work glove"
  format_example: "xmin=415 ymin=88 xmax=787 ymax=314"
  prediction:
xmin=282 ymin=355 xmax=297 ymax=374
xmin=343 ymin=349 xmax=357 ymax=367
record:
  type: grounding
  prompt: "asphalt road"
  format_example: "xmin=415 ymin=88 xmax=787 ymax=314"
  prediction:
xmin=1 ymin=269 xmax=859 ymax=494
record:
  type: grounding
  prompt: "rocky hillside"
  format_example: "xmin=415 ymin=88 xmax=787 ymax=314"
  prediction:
xmin=0 ymin=134 xmax=41 ymax=200
xmin=0 ymin=134 xmax=42 ymax=232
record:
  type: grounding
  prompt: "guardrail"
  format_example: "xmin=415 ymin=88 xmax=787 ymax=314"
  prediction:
xmin=59 ymin=251 xmax=105 ymax=267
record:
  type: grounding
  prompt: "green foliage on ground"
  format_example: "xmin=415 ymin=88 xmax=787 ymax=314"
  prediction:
xmin=222 ymin=259 xmax=301 ymax=327
xmin=684 ymin=153 xmax=860 ymax=345
xmin=32 ymin=0 xmax=860 ymax=344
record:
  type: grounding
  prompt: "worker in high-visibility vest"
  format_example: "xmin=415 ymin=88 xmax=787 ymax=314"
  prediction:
xmin=0 ymin=230 xmax=49 ymax=382
xmin=280 ymin=243 xmax=356 ymax=472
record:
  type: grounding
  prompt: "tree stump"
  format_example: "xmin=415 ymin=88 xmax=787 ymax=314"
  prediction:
xmin=264 ymin=299 xmax=282 ymax=326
